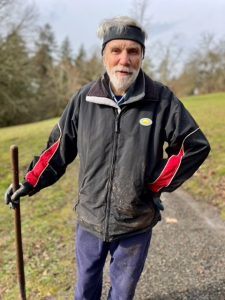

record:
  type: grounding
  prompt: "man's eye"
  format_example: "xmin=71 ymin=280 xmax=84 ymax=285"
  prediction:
xmin=129 ymin=49 xmax=140 ymax=55
xmin=111 ymin=48 xmax=120 ymax=54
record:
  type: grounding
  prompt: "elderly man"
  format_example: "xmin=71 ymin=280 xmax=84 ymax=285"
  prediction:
xmin=5 ymin=16 xmax=210 ymax=300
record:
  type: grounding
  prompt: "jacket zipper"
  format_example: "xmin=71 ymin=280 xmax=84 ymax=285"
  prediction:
xmin=104 ymin=110 xmax=121 ymax=241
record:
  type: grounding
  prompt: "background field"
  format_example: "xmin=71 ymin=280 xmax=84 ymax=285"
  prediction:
xmin=182 ymin=92 xmax=225 ymax=218
xmin=0 ymin=92 xmax=224 ymax=299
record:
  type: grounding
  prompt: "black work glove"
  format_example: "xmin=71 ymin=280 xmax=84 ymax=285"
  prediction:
xmin=153 ymin=194 xmax=164 ymax=211
xmin=4 ymin=182 xmax=33 ymax=209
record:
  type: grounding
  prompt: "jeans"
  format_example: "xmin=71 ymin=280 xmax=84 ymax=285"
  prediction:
xmin=74 ymin=225 xmax=152 ymax=300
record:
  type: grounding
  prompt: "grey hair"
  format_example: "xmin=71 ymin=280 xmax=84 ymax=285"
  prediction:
xmin=97 ymin=16 xmax=148 ymax=40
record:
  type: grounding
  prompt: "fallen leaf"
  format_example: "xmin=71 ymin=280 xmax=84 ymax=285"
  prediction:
xmin=165 ymin=217 xmax=178 ymax=224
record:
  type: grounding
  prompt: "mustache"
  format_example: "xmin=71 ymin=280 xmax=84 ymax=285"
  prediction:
xmin=113 ymin=67 xmax=134 ymax=74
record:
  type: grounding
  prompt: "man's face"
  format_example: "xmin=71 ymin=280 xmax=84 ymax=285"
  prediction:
xmin=103 ymin=39 xmax=142 ymax=95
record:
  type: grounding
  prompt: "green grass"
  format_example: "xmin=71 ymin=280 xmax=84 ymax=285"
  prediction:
xmin=0 ymin=119 xmax=78 ymax=299
xmin=0 ymin=92 xmax=224 ymax=299
xmin=181 ymin=92 xmax=225 ymax=215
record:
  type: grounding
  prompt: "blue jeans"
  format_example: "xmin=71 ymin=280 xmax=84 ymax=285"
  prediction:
xmin=75 ymin=225 xmax=152 ymax=300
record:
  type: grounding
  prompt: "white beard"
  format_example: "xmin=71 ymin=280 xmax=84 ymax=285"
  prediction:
xmin=105 ymin=65 xmax=140 ymax=94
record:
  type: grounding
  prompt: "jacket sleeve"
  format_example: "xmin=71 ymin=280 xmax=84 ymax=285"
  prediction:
xmin=24 ymin=94 xmax=79 ymax=195
xmin=148 ymin=94 xmax=211 ymax=193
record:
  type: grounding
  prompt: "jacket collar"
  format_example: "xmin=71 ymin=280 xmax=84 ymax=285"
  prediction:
xmin=86 ymin=69 xmax=159 ymax=108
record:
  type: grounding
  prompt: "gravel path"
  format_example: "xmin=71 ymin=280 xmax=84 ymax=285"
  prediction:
xmin=102 ymin=189 xmax=225 ymax=299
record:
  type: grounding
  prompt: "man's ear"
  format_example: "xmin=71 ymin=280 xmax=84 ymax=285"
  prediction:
xmin=102 ymin=53 xmax=107 ymax=69
xmin=142 ymin=48 xmax=145 ymax=59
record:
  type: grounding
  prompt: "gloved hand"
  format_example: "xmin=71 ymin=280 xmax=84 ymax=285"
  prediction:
xmin=4 ymin=182 xmax=33 ymax=209
xmin=153 ymin=194 xmax=164 ymax=211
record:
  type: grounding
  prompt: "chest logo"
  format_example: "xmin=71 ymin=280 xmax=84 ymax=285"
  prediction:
xmin=139 ymin=118 xmax=152 ymax=126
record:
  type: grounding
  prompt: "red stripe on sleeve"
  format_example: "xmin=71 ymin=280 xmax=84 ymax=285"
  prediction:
xmin=26 ymin=141 xmax=60 ymax=187
xmin=148 ymin=147 xmax=185 ymax=193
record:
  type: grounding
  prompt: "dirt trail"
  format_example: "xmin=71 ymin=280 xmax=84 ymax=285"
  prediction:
xmin=102 ymin=189 xmax=225 ymax=299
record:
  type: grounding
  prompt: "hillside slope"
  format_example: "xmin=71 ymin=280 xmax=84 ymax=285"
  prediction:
xmin=0 ymin=92 xmax=224 ymax=299
xmin=181 ymin=92 xmax=225 ymax=218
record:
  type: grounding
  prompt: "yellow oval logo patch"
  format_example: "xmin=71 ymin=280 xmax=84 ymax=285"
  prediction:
xmin=139 ymin=118 xmax=152 ymax=126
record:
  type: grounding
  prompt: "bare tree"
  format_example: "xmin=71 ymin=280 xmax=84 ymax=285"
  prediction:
xmin=0 ymin=0 xmax=13 ymax=21
xmin=155 ymin=35 xmax=183 ymax=84
xmin=129 ymin=0 xmax=151 ymax=30
xmin=0 ymin=0 xmax=38 ymax=41
xmin=171 ymin=33 xmax=225 ymax=96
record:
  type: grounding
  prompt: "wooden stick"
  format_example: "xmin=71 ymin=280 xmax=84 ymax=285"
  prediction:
xmin=10 ymin=145 xmax=26 ymax=300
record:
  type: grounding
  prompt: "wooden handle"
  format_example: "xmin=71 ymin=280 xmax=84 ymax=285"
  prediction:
xmin=10 ymin=145 xmax=27 ymax=300
xmin=10 ymin=145 xmax=20 ymax=192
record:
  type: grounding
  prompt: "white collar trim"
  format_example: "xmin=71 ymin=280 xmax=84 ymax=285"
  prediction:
xmin=86 ymin=96 xmax=121 ymax=113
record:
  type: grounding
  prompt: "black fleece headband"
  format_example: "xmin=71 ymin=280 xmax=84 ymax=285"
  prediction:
xmin=102 ymin=25 xmax=145 ymax=55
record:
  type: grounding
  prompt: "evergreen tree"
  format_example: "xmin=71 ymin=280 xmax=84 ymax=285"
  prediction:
xmin=53 ymin=37 xmax=77 ymax=114
xmin=33 ymin=23 xmax=56 ymax=77
xmin=31 ymin=23 xmax=60 ymax=119
xmin=75 ymin=45 xmax=103 ymax=86
xmin=0 ymin=31 xmax=34 ymax=126
xmin=60 ymin=36 xmax=73 ymax=65
xmin=74 ymin=44 xmax=86 ymax=70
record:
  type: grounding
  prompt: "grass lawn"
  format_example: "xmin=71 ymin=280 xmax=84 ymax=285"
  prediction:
xmin=181 ymin=93 xmax=225 ymax=218
xmin=0 ymin=119 xmax=77 ymax=299
xmin=0 ymin=92 xmax=224 ymax=299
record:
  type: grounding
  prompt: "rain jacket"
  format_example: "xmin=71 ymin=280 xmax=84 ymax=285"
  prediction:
xmin=24 ymin=70 xmax=210 ymax=241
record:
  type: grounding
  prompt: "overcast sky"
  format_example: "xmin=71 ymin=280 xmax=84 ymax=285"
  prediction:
xmin=30 ymin=0 xmax=225 ymax=57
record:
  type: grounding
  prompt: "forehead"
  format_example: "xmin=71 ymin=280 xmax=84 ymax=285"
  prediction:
xmin=105 ymin=39 xmax=142 ymax=50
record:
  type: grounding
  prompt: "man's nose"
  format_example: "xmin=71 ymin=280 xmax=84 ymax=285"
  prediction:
xmin=119 ymin=51 xmax=131 ymax=66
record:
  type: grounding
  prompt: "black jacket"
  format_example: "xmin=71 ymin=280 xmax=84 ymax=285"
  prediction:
xmin=25 ymin=70 xmax=210 ymax=241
